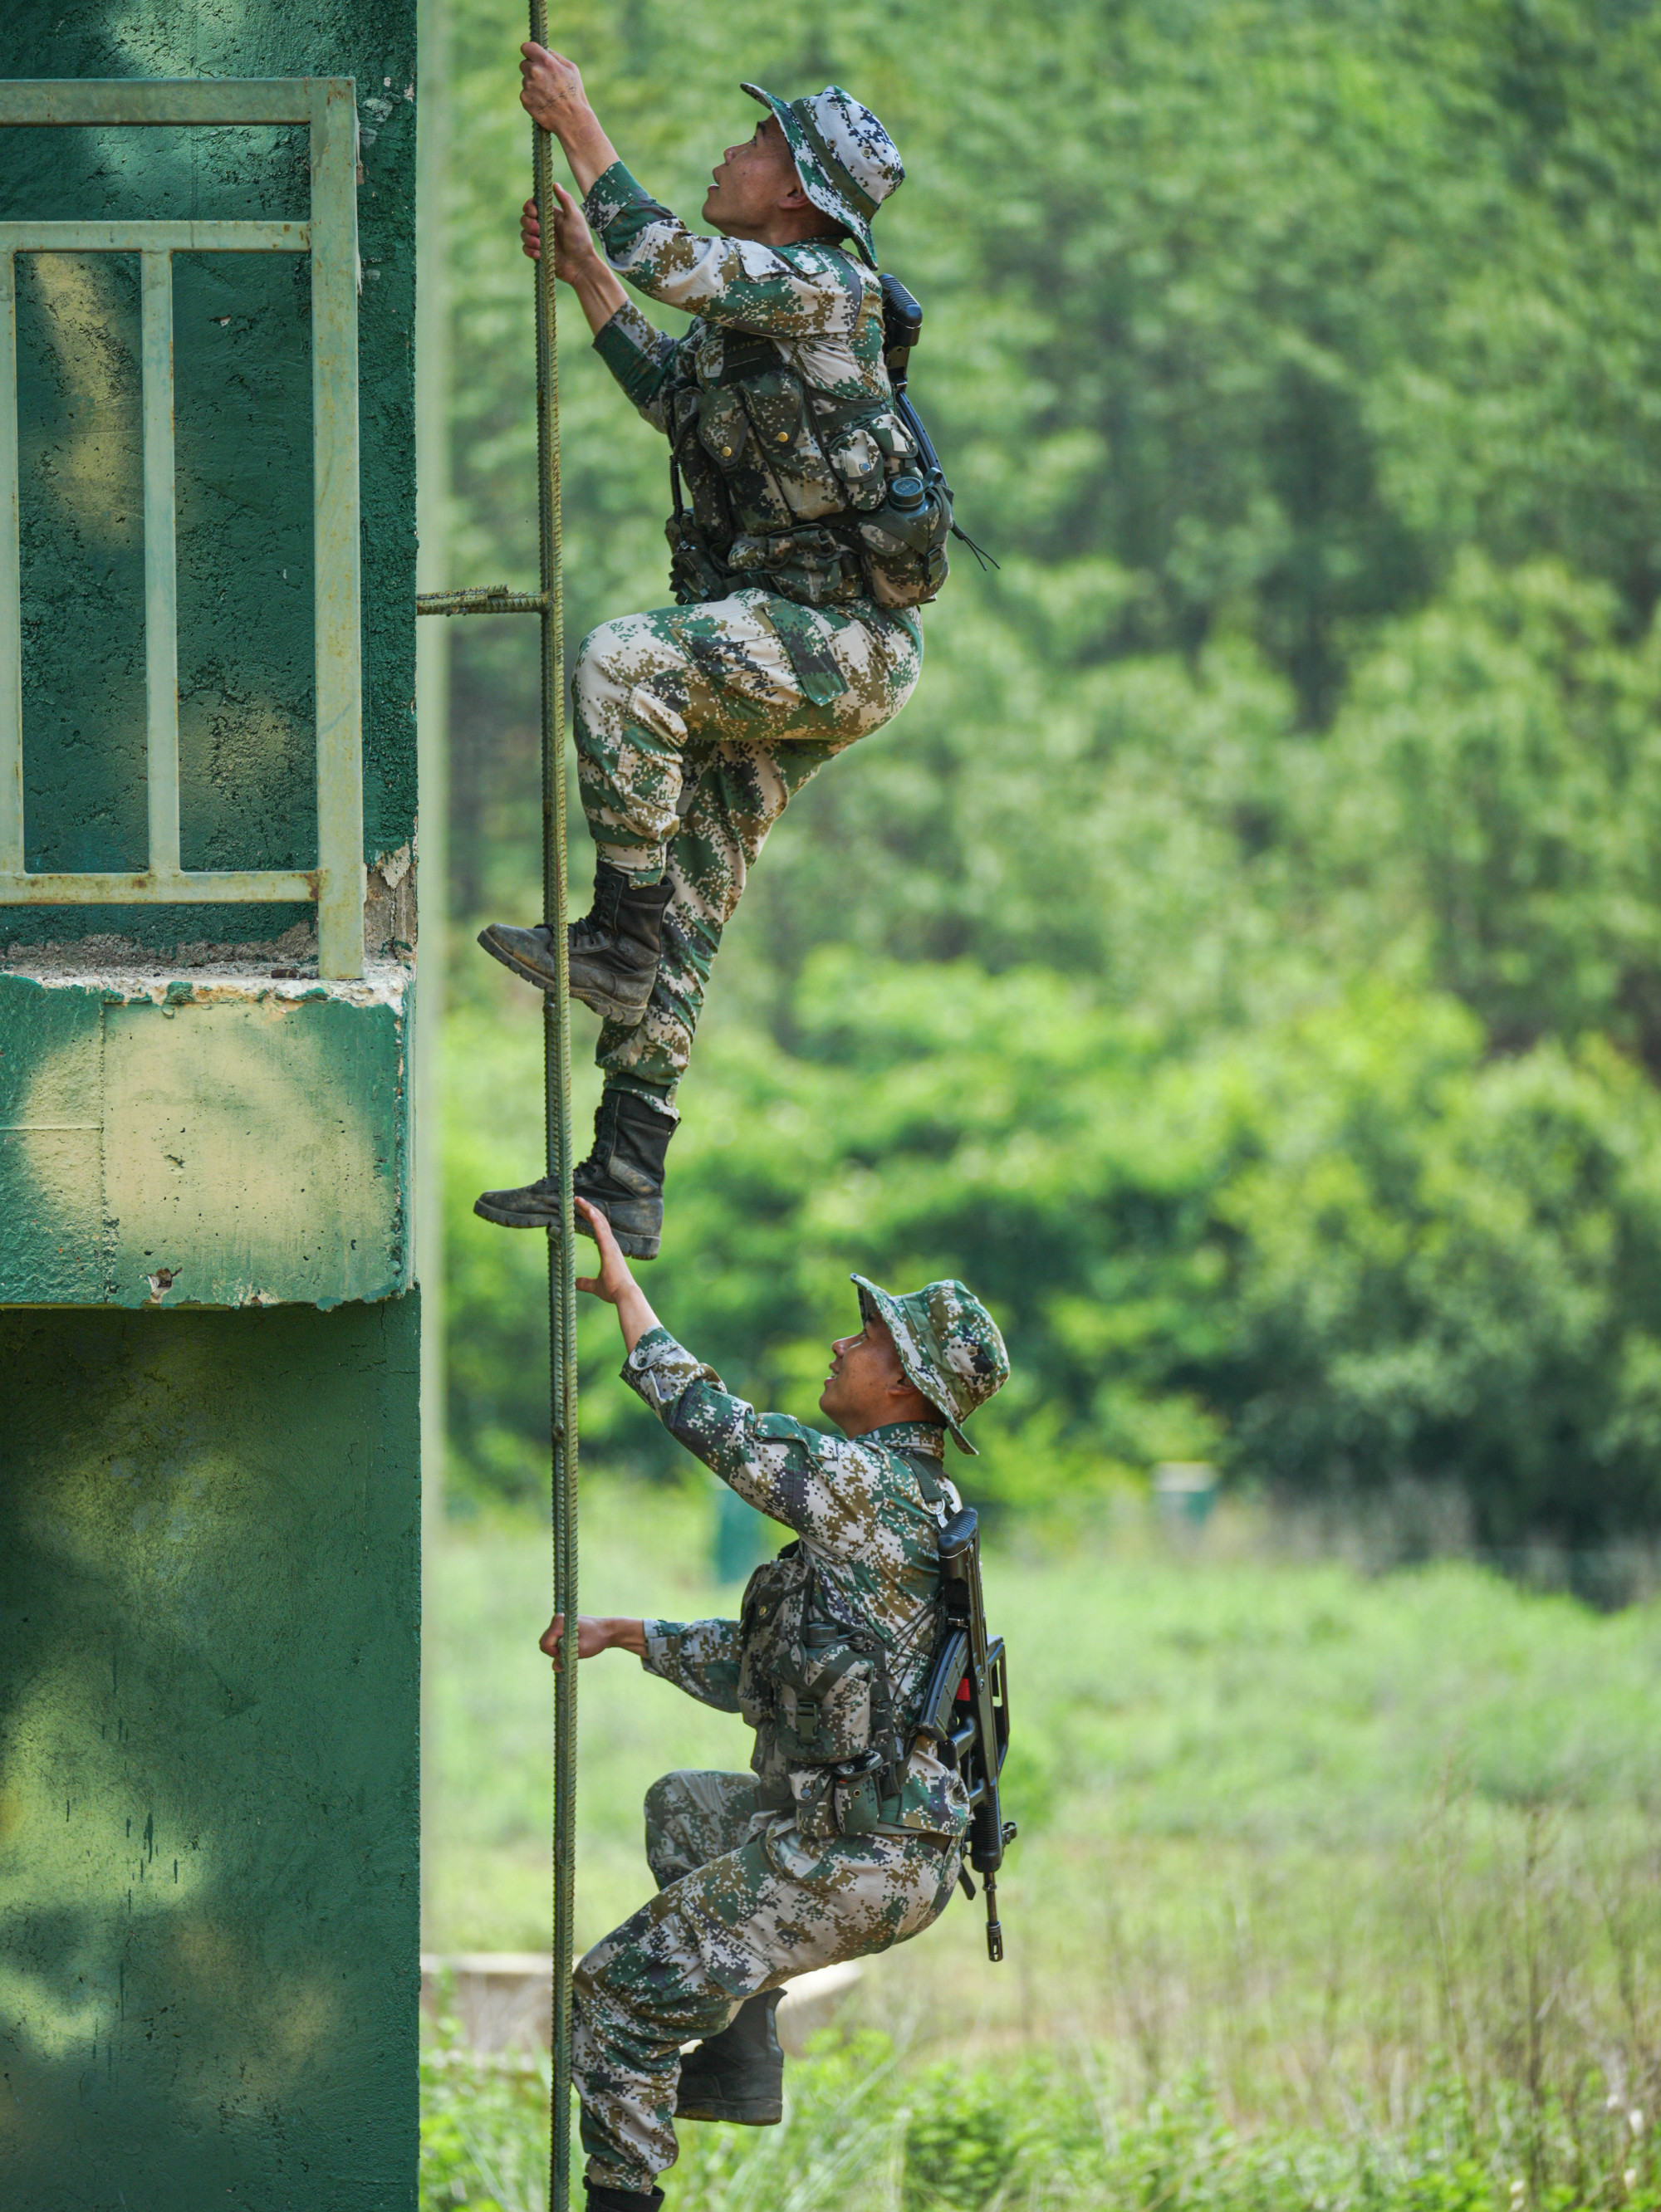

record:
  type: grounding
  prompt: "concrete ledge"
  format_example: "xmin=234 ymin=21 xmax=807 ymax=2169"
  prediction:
xmin=0 ymin=962 xmax=412 ymax=1307
xmin=420 ymin=1953 xmax=864 ymax=2060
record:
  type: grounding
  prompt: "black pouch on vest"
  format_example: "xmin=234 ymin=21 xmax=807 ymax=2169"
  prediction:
xmin=665 ymin=512 xmax=733 ymax=605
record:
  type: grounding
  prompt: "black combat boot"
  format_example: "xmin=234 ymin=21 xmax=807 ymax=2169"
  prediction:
xmin=473 ymin=1087 xmax=675 ymax=1258
xmin=583 ymin=2184 xmax=664 ymax=2212
xmin=478 ymin=863 xmax=675 ymax=1027
xmin=673 ymin=1990 xmax=785 ymax=2126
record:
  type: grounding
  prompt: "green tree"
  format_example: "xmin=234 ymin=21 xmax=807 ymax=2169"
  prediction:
xmin=436 ymin=0 xmax=1661 ymax=1544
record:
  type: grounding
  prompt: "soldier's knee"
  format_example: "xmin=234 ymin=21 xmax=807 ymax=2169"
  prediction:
xmin=574 ymin=619 xmax=632 ymax=699
xmin=643 ymin=1777 xmax=677 ymax=1843
xmin=573 ymin=1917 xmax=638 ymax=2007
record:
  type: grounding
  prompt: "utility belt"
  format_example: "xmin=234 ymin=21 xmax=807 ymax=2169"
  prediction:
xmin=666 ymin=500 xmax=870 ymax=614
xmin=760 ymin=1749 xmax=910 ymax=1843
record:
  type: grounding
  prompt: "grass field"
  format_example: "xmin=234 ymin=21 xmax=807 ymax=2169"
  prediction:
xmin=423 ymin=1485 xmax=1661 ymax=2210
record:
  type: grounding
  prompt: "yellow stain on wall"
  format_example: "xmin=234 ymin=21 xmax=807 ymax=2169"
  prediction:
xmin=0 ymin=1349 xmax=360 ymax=2124
xmin=11 ymin=978 xmax=409 ymax=1304
xmin=102 ymin=996 xmax=392 ymax=1300
xmin=0 ymin=1666 xmax=210 ymax=2066
xmin=21 ymin=253 xmax=144 ymax=544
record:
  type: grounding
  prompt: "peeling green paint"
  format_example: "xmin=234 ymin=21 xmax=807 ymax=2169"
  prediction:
xmin=0 ymin=1294 xmax=420 ymax=2209
xmin=0 ymin=965 xmax=410 ymax=1305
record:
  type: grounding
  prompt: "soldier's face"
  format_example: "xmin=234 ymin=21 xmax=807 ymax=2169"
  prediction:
xmin=820 ymin=1314 xmax=910 ymax=1432
xmin=703 ymin=115 xmax=806 ymax=235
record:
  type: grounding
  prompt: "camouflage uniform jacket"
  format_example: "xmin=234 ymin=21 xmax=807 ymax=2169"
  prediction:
xmin=625 ymin=1327 xmax=970 ymax=1840
xmin=582 ymin=161 xmax=924 ymax=607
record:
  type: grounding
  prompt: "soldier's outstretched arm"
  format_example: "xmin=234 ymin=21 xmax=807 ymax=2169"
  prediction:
xmin=540 ymin=1608 xmax=742 ymax=1713
xmin=540 ymin=1613 xmax=644 ymax=1667
xmin=513 ymin=52 xmax=683 ymax=428
xmin=581 ymin=165 xmax=864 ymax=340
xmin=575 ymin=1197 xmax=662 ymax=1348
xmin=578 ymin=1204 xmax=882 ymax=1558
xmin=521 ymin=179 xmax=681 ymax=427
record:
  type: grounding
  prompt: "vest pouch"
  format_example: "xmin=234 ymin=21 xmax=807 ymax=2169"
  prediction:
xmin=834 ymin=1767 xmax=885 ymax=1837
xmin=736 ymin=1549 xmax=811 ymax=1727
xmin=744 ymin=369 xmax=847 ymax=522
xmin=827 ymin=425 xmax=887 ymax=512
xmin=742 ymin=367 xmax=811 ymax=458
xmin=790 ymin=1766 xmax=838 ymax=1843
xmin=727 ymin=534 xmax=772 ymax=575
xmin=860 ymin=497 xmax=944 ymax=560
xmin=857 ymin=471 xmax=953 ymax=609
xmin=771 ymin=1621 xmax=879 ymax=1764
xmin=665 ymin=512 xmax=733 ymax=606
xmin=765 ymin=527 xmax=867 ymax=613
xmin=698 ymin=386 xmax=752 ymax=469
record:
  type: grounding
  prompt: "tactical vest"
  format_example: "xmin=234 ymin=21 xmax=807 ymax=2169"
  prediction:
xmin=665 ymin=330 xmax=952 ymax=614
xmin=734 ymin=1447 xmax=949 ymax=1833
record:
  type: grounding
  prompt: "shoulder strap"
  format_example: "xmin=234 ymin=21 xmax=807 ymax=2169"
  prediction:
xmin=897 ymin=1443 xmax=948 ymax=1509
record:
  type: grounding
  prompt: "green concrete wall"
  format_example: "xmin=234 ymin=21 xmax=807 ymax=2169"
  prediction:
xmin=0 ymin=969 xmax=412 ymax=1307
xmin=0 ymin=8 xmax=427 ymax=2203
xmin=0 ymin=0 xmax=418 ymax=953
xmin=0 ymin=1295 xmax=421 ymax=2210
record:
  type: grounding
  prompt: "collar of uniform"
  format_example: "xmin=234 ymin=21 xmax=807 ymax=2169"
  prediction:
xmin=861 ymin=1419 xmax=948 ymax=1457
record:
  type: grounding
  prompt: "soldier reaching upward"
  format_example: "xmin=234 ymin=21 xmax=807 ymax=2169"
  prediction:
xmin=546 ymin=1199 xmax=1008 ymax=2212
xmin=476 ymin=42 xmax=943 ymax=1258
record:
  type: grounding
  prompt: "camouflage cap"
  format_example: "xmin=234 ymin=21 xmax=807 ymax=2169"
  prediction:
xmin=739 ymin=83 xmax=904 ymax=268
xmin=850 ymin=1274 xmax=1009 ymax=1455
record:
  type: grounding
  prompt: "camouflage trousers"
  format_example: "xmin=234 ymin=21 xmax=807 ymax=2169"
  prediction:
xmin=574 ymin=589 xmax=923 ymax=1106
xmin=571 ymin=1767 xmax=962 ymax=2195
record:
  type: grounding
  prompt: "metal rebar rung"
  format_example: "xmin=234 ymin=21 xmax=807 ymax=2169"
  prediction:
xmin=416 ymin=585 xmax=548 ymax=616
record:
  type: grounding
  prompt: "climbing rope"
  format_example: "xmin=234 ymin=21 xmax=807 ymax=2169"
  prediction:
xmin=527 ymin=0 xmax=581 ymax=2198
xmin=415 ymin=6 xmax=578 ymax=2201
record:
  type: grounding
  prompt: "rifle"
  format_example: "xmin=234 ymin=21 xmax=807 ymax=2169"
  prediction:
xmin=915 ymin=1505 xmax=1015 ymax=1960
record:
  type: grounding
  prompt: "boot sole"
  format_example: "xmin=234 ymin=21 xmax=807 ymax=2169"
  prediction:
xmin=478 ymin=927 xmax=652 ymax=1028
xmin=471 ymin=1194 xmax=660 ymax=1259
xmin=673 ymin=2097 xmax=782 ymax=2126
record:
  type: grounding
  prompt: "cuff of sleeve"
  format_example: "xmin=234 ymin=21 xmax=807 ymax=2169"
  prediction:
xmin=592 ymin=299 xmax=659 ymax=383
xmin=639 ymin=1618 xmax=682 ymax=1678
xmin=621 ymin=1325 xmax=677 ymax=1383
xmin=582 ymin=157 xmax=652 ymax=237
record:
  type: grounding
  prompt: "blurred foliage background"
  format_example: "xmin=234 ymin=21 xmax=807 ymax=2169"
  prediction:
xmin=429 ymin=0 xmax=1661 ymax=1549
